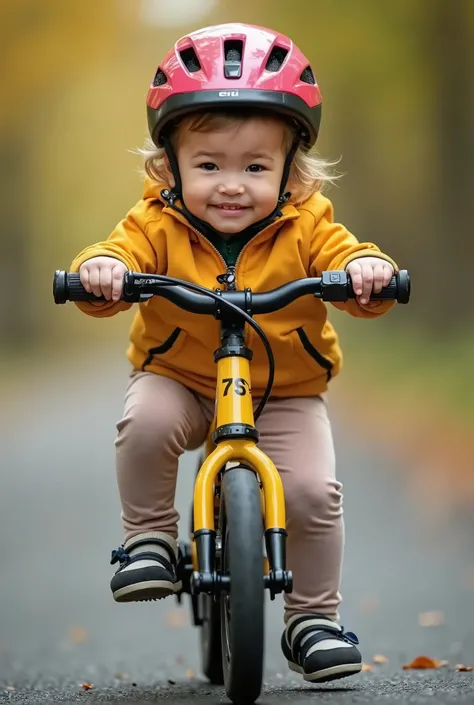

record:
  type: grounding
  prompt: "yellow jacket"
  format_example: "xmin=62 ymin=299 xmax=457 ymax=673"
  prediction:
xmin=71 ymin=179 xmax=398 ymax=399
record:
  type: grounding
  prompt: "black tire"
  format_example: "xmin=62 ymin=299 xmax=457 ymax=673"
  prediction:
xmin=190 ymin=456 xmax=224 ymax=685
xmin=220 ymin=466 xmax=264 ymax=705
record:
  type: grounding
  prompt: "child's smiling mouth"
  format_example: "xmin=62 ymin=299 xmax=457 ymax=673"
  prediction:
xmin=210 ymin=203 xmax=251 ymax=216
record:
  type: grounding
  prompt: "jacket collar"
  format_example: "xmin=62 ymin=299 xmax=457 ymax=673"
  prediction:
xmin=145 ymin=178 xmax=300 ymax=244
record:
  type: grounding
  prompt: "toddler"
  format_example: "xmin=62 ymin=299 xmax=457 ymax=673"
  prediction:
xmin=71 ymin=23 xmax=398 ymax=683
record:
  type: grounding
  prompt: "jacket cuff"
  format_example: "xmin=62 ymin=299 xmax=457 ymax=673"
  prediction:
xmin=70 ymin=250 xmax=134 ymax=274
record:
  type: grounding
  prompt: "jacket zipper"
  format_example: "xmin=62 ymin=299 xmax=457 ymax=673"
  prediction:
xmin=163 ymin=204 xmax=295 ymax=292
xmin=181 ymin=224 xmax=233 ymax=289
xmin=216 ymin=265 xmax=237 ymax=291
xmin=185 ymin=225 xmax=239 ymax=292
xmin=215 ymin=224 xmax=284 ymax=292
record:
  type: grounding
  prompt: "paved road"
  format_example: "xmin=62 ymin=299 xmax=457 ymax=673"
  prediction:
xmin=1 ymin=354 xmax=473 ymax=703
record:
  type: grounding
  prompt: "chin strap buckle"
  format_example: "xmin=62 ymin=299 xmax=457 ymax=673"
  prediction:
xmin=278 ymin=191 xmax=291 ymax=205
xmin=276 ymin=191 xmax=291 ymax=216
xmin=160 ymin=189 xmax=179 ymax=206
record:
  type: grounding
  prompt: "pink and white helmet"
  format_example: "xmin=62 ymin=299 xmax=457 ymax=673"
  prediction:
xmin=146 ymin=23 xmax=322 ymax=147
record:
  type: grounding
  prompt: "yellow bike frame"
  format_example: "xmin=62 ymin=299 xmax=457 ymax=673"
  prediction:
xmin=194 ymin=354 xmax=286 ymax=533
xmin=189 ymin=318 xmax=290 ymax=597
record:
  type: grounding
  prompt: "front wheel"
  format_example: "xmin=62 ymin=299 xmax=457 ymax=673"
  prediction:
xmin=220 ymin=466 xmax=265 ymax=705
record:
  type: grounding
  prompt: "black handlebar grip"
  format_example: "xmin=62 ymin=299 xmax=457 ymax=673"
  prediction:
xmin=53 ymin=270 xmax=105 ymax=304
xmin=348 ymin=270 xmax=410 ymax=304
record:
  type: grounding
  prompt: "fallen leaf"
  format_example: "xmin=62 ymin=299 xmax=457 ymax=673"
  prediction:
xmin=373 ymin=654 xmax=388 ymax=664
xmin=456 ymin=664 xmax=474 ymax=672
xmin=361 ymin=664 xmax=373 ymax=671
xmin=81 ymin=683 xmax=94 ymax=690
xmin=166 ymin=610 xmax=188 ymax=628
xmin=402 ymin=656 xmax=440 ymax=669
xmin=185 ymin=669 xmax=195 ymax=678
xmin=69 ymin=626 xmax=88 ymax=644
xmin=418 ymin=611 xmax=445 ymax=627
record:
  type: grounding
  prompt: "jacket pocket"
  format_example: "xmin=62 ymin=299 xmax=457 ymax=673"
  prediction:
xmin=295 ymin=327 xmax=333 ymax=381
xmin=141 ymin=327 xmax=184 ymax=370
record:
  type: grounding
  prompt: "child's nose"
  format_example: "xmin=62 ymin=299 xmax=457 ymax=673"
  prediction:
xmin=217 ymin=182 xmax=245 ymax=196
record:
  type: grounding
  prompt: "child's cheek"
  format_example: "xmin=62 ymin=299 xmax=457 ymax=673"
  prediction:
xmin=192 ymin=176 xmax=209 ymax=198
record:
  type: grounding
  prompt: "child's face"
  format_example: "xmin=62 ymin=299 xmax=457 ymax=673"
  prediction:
xmin=173 ymin=117 xmax=287 ymax=235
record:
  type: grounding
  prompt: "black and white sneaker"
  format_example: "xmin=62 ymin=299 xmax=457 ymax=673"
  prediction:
xmin=110 ymin=532 xmax=182 ymax=603
xmin=281 ymin=614 xmax=362 ymax=682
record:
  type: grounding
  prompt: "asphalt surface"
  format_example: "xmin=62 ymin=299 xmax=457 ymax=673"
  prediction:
xmin=1 ymin=353 xmax=474 ymax=704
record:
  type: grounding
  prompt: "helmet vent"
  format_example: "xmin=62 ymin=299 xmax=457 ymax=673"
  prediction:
xmin=265 ymin=46 xmax=289 ymax=72
xmin=180 ymin=47 xmax=201 ymax=73
xmin=224 ymin=40 xmax=243 ymax=78
xmin=152 ymin=68 xmax=168 ymax=87
xmin=300 ymin=66 xmax=316 ymax=85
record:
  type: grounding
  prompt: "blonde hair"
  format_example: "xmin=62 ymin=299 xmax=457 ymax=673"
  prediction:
xmin=138 ymin=110 xmax=341 ymax=206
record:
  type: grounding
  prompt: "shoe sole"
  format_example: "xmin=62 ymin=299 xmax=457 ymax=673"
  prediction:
xmin=113 ymin=580 xmax=182 ymax=603
xmin=288 ymin=660 xmax=362 ymax=682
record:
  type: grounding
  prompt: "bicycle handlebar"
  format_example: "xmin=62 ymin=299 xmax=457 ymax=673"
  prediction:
xmin=53 ymin=269 xmax=410 ymax=312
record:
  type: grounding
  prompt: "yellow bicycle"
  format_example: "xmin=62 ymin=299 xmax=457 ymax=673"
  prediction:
xmin=54 ymin=267 xmax=410 ymax=705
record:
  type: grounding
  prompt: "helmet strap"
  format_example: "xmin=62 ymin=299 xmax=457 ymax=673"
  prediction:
xmin=159 ymin=133 xmax=301 ymax=240
xmin=277 ymin=135 xmax=301 ymax=207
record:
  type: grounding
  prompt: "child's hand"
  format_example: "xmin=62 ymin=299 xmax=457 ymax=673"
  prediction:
xmin=79 ymin=256 xmax=128 ymax=302
xmin=345 ymin=257 xmax=394 ymax=305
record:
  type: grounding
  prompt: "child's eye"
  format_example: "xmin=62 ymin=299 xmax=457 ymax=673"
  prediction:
xmin=247 ymin=164 xmax=265 ymax=173
xmin=199 ymin=163 xmax=218 ymax=171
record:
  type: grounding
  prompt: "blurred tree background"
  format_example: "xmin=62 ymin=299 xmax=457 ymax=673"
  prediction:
xmin=1 ymin=0 xmax=473 ymax=424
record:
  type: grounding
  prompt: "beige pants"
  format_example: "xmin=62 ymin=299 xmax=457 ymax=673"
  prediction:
xmin=115 ymin=371 xmax=343 ymax=622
